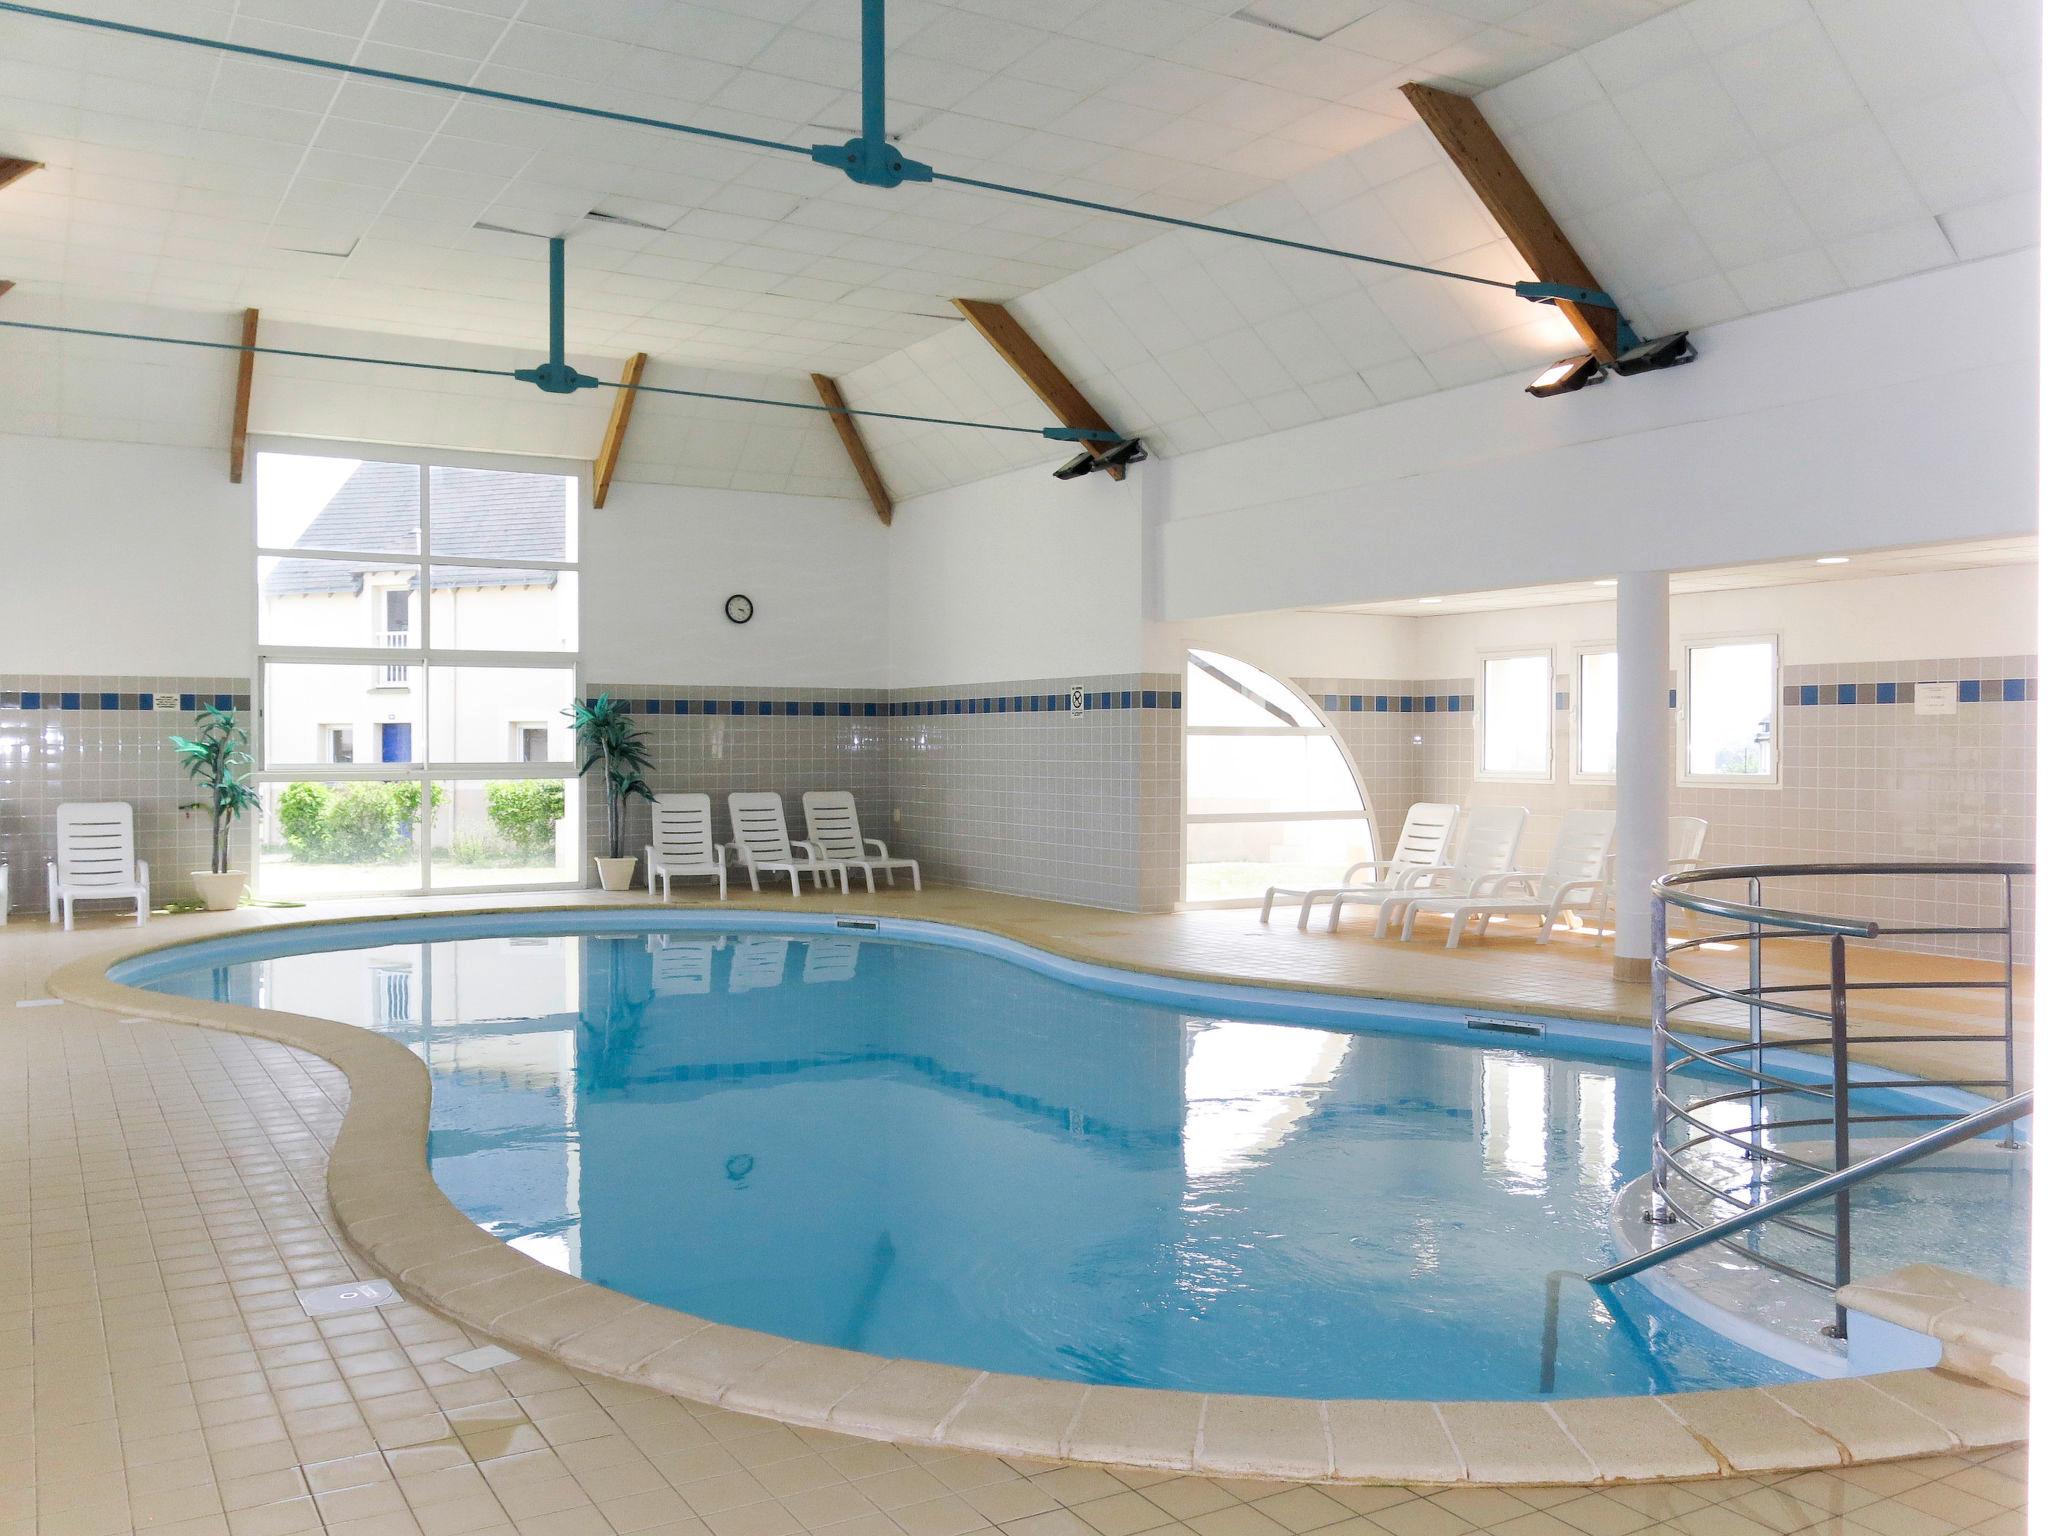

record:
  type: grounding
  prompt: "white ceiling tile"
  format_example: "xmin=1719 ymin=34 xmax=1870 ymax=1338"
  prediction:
xmin=1610 ymin=61 xmax=1760 ymax=184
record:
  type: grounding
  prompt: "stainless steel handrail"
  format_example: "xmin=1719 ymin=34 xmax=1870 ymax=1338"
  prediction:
xmin=1588 ymin=1089 xmax=2032 ymax=1285
xmin=1613 ymin=861 xmax=2030 ymax=1337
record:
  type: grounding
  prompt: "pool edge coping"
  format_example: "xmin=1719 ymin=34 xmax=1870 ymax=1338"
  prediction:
xmin=47 ymin=903 xmax=2030 ymax=1486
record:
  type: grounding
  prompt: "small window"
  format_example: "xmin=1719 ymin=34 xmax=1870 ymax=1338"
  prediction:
xmin=319 ymin=725 xmax=354 ymax=764
xmin=1683 ymin=636 xmax=1778 ymax=782
xmin=1478 ymin=651 xmax=1553 ymax=780
xmin=1574 ymin=648 xmax=1618 ymax=782
xmin=514 ymin=724 xmax=549 ymax=763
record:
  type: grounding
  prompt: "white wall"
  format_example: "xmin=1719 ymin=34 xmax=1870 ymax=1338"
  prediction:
xmin=0 ymin=429 xmax=887 ymax=687
xmin=884 ymin=458 xmax=1146 ymax=686
xmin=1156 ymin=251 xmax=2039 ymax=619
xmin=1146 ymin=609 xmax=1414 ymax=682
xmin=584 ymin=481 xmax=889 ymax=687
xmin=1405 ymin=565 xmax=2039 ymax=678
xmin=0 ymin=432 xmax=253 ymax=674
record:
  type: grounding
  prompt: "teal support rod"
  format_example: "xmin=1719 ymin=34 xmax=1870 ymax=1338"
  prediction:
xmin=862 ymin=0 xmax=886 ymax=162
xmin=547 ymin=236 xmax=567 ymax=369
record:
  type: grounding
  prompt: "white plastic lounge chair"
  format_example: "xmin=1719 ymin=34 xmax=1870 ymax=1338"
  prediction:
xmin=1398 ymin=808 xmax=1617 ymax=948
xmin=646 ymin=793 xmax=727 ymax=901
xmin=802 ymin=790 xmax=921 ymax=893
xmin=1260 ymin=802 xmax=1459 ymax=930
xmin=729 ymin=937 xmax=790 ymax=991
xmin=727 ymin=791 xmax=838 ymax=896
xmin=1597 ymin=815 xmax=1709 ymax=940
xmin=1346 ymin=805 xmax=1529 ymax=936
xmin=47 ymin=801 xmax=149 ymax=930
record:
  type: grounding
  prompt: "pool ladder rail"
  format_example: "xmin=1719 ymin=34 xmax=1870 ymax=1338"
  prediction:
xmin=1585 ymin=861 xmax=2032 ymax=1339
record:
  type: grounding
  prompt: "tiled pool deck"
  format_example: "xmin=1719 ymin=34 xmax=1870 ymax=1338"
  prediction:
xmin=1 ymin=887 xmax=2030 ymax=1534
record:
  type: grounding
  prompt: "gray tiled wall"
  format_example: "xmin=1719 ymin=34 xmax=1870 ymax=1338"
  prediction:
xmin=1365 ymin=657 xmax=2037 ymax=962
xmin=6 ymin=658 xmax=2036 ymax=950
xmin=0 ymin=676 xmax=257 ymax=913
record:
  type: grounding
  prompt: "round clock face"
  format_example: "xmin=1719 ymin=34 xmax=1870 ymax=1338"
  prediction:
xmin=724 ymin=593 xmax=754 ymax=625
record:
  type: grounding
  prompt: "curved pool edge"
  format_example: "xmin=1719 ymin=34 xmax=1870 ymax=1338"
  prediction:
xmin=47 ymin=903 xmax=2029 ymax=1485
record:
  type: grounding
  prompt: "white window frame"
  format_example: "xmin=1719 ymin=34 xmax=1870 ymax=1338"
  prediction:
xmin=1474 ymin=647 xmax=1555 ymax=783
xmin=1179 ymin=649 xmax=1377 ymax=910
xmin=318 ymin=724 xmax=355 ymax=766
xmin=1679 ymin=631 xmax=1781 ymax=788
xmin=249 ymin=435 xmax=587 ymax=897
xmin=1570 ymin=644 xmax=1618 ymax=785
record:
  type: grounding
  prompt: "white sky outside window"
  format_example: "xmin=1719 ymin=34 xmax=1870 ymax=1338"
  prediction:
xmin=1481 ymin=653 xmax=1551 ymax=777
xmin=1577 ymin=650 xmax=1618 ymax=778
xmin=258 ymin=455 xmax=415 ymax=552
xmin=1687 ymin=640 xmax=1776 ymax=777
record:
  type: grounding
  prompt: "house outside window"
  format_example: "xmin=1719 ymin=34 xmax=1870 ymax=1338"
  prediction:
xmin=1478 ymin=650 xmax=1553 ymax=780
xmin=1682 ymin=636 xmax=1779 ymax=784
xmin=1573 ymin=647 xmax=1618 ymax=783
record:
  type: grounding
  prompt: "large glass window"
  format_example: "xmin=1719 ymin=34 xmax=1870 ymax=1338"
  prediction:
xmin=1182 ymin=650 xmax=1376 ymax=904
xmin=1683 ymin=636 xmax=1778 ymax=782
xmin=1573 ymin=647 xmax=1618 ymax=782
xmin=254 ymin=447 xmax=584 ymax=896
xmin=1478 ymin=650 xmax=1553 ymax=780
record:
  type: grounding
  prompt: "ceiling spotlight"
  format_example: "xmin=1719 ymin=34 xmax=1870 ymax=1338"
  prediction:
xmin=1418 ymin=596 xmax=1443 ymax=605
xmin=1816 ymin=556 xmax=1851 ymax=565
xmin=1526 ymin=353 xmax=1605 ymax=397
xmin=1611 ymin=331 xmax=1696 ymax=376
xmin=1052 ymin=437 xmax=1147 ymax=481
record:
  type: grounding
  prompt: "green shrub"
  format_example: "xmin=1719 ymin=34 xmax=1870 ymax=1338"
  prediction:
xmin=273 ymin=782 xmax=445 ymax=864
xmin=485 ymin=780 xmax=565 ymax=854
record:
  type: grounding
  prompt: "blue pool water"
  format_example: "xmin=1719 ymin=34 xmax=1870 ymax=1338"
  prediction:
xmin=120 ymin=915 xmax=2028 ymax=1400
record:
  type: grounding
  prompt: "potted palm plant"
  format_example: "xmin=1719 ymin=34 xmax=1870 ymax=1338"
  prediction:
xmin=172 ymin=704 xmax=261 ymax=910
xmin=567 ymin=692 xmax=654 ymax=890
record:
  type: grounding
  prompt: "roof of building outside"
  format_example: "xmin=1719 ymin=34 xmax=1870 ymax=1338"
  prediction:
xmin=263 ymin=460 xmax=566 ymax=596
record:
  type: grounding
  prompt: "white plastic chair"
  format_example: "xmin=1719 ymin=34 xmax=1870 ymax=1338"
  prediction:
xmin=1345 ymin=805 xmax=1528 ymax=936
xmin=802 ymin=791 xmax=921 ymax=893
xmin=726 ymin=792 xmax=837 ymax=896
xmin=1597 ymin=815 xmax=1709 ymax=940
xmin=646 ymin=793 xmax=727 ymax=901
xmin=1261 ymin=803 xmax=1459 ymax=930
xmin=47 ymin=802 xmax=149 ymax=930
xmin=1398 ymin=808 xmax=1617 ymax=948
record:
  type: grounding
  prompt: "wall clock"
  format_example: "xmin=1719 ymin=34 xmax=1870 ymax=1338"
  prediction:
xmin=724 ymin=593 xmax=754 ymax=625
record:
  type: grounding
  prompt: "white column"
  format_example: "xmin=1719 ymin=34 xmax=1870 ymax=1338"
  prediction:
xmin=1614 ymin=569 xmax=1671 ymax=978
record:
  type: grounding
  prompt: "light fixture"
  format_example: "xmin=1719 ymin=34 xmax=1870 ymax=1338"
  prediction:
xmin=1611 ymin=331 xmax=1696 ymax=376
xmin=1418 ymin=596 xmax=1443 ymax=605
xmin=1595 ymin=578 xmax=1618 ymax=587
xmin=1052 ymin=437 xmax=1147 ymax=481
xmin=1526 ymin=353 xmax=1605 ymax=397
xmin=1815 ymin=556 xmax=1851 ymax=565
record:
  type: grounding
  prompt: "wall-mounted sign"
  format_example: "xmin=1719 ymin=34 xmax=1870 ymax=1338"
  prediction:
xmin=1915 ymin=681 xmax=1958 ymax=717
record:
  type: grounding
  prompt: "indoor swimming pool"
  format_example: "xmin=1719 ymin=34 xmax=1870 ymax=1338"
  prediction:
xmin=115 ymin=912 xmax=2030 ymax=1402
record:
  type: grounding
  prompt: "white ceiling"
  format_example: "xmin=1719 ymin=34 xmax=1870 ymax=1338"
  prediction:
xmin=0 ymin=0 xmax=1692 ymax=373
xmin=0 ymin=0 xmax=2036 ymax=503
xmin=1315 ymin=535 xmax=2041 ymax=615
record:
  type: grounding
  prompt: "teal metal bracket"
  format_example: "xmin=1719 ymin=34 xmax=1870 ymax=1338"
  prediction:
xmin=1514 ymin=279 xmax=1644 ymax=352
xmin=810 ymin=0 xmax=932 ymax=188
xmin=1042 ymin=426 xmax=1123 ymax=444
xmin=513 ymin=237 xmax=600 ymax=395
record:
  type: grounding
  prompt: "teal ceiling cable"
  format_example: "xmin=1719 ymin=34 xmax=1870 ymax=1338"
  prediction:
xmin=0 ymin=0 xmax=1622 ymax=308
xmin=0 ymin=318 xmax=1121 ymax=440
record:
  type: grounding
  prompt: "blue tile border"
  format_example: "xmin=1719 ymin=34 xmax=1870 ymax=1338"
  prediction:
xmin=0 ymin=689 xmax=251 ymax=713
xmin=1777 ymin=677 xmax=2035 ymax=707
xmin=1320 ymin=692 xmax=1473 ymax=714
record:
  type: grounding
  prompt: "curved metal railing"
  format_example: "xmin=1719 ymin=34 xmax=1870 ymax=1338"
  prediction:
xmin=1614 ymin=861 xmax=2029 ymax=1336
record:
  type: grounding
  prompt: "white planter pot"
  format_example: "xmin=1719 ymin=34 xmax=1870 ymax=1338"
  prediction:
xmin=190 ymin=871 xmax=248 ymax=912
xmin=594 ymin=855 xmax=638 ymax=892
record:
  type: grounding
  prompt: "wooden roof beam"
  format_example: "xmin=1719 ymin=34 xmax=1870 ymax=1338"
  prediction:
xmin=950 ymin=297 xmax=1128 ymax=481
xmin=229 ymin=307 xmax=257 ymax=484
xmin=0 ymin=159 xmax=42 ymax=194
xmin=593 ymin=351 xmax=647 ymax=510
xmin=1400 ymin=82 xmax=1620 ymax=363
xmin=811 ymin=373 xmax=892 ymax=525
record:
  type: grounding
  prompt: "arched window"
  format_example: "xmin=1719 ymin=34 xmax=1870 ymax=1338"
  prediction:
xmin=1183 ymin=649 xmax=1377 ymax=904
